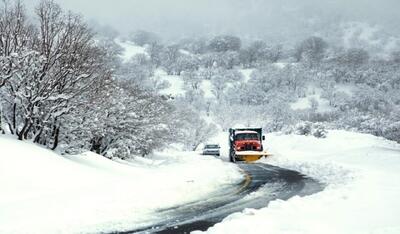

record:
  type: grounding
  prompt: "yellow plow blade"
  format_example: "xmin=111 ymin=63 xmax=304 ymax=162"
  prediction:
xmin=235 ymin=151 xmax=272 ymax=162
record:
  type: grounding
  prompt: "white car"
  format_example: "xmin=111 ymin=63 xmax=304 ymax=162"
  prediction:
xmin=202 ymin=144 xmax=220 ymax=156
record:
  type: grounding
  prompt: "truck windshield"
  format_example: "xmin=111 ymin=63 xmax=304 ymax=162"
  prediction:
xmin=236 ymin=133 xmax=258 ymax=140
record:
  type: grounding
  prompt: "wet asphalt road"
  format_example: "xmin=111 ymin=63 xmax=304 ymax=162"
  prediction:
xmin=117 ymin=162 xmax=323 ymax=234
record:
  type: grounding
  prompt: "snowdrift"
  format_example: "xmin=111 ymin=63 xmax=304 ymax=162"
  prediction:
xmin=201 ymin=130 xmax=400 ymax=234
xmin=0 ymin=136 xmax=241 ymax=233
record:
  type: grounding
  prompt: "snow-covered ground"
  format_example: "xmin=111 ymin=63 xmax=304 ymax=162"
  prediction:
xmin=0 ymin=136 xmax=241 ymax=234
xmin=201 ymin=130 xmax=400 ymax=234
xmin=290 ymin=86 xmax=334 ymax=112
xmin=201 ymin=79 xmax=214 ymax=99
xmin=154 ymin=69 xmax=186 ymax=96
xmin=115 ymin=39 xmax=148 ymax=63
xmin=2 ymin=130 xmax=400 ymax=234
xmin=154 ymin=69 xmax=216 ymax=99
xmin=240 ymin=69 xmax=254 ymax=83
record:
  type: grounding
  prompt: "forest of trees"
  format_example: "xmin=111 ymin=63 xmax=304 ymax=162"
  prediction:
xmin=124 ymin=29 xmax=400 ymax=145
xmin=1 ymin=0 xmax=399 ymax=159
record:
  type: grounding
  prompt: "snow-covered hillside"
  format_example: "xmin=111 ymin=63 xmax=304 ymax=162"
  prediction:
xmin=153 ymin=69 xmax=186 ymax=96
xmin=0 ymin=136 xmax=241 ymax=234
xmin=201 ymin=130 xmax=400 ymax=234
xmin=115 ymin=39 xmax=148 ymax=63
xmin=290 ymin=86 xmax=334 ymax=113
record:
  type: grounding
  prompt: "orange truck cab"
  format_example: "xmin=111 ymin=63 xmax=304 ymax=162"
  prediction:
xmin=229 ymin=128 xmax=269 ymax=162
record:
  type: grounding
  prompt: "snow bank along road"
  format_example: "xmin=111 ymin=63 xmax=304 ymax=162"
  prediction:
xmin=3 ymin=130 xmax=399 ymax=234
xmin=126 ymin=162 xmax=323 ymax=233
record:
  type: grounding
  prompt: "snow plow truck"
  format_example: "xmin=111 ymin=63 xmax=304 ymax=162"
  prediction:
xmin=229 ymin=128 xmax=271 ymax=162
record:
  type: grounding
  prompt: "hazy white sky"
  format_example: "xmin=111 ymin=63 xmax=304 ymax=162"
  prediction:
xmin=23 ymin=0 xmax=400 ymax=42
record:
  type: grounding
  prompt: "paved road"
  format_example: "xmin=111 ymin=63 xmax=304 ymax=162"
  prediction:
xmin=120 ymin=163 xmax=323 ymax=234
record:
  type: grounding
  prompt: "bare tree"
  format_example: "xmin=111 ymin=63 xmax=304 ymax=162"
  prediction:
xmin=0 ymin=0 xmax=34 ymax=88
xmin=0 ymin=0 xmax=111 ymax=150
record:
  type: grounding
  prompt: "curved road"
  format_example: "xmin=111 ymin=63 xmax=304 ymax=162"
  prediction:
xmin=119 ymin=162 xmax=323 ymax=234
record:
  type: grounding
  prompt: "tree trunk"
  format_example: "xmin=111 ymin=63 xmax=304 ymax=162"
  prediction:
xmin=17 ymin=119 xmax=30 ymax=140
xmin=192 ymin=142 xmax=201 ymax=151
xmin=12 ymin=103 xmax=16 ymax=134
xmin=0 ymin=108 xmax=3 ymax=134
xmin=90 ymin=136 xmax=103 ymax=154
xmin=23 ymin=122 xmax=33 ymax=139
xmin=34 ymin=127 xmax=43 ymax=143
xmin=51 ymin=126 xmax=60 ymax=150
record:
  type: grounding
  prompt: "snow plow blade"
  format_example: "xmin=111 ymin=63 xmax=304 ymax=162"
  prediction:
xmin=235 ymin=151 xmax=272 ymax=162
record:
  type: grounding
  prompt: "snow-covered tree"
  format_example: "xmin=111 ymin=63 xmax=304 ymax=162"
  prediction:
xmin=335 ymin=48 xmax=370 ymax=69
xmin=118 ymin=54 xmax=154 ymax=87
xmin=0 ymin=0 xmax=33 ymax=89
xmin=210 ymin=68 xmax=243 ymax=100
xmin=129 ymin=30 xmax=159 ymax=46
xmin=295 ymin=36 xmax=328 ymax=66
xmin=208 ymin=35 xmax=241 ymax=52
xmin=173 ymin=105 xmax=217 ymax=151
xmin=174 ymin=54 xmax=200 ymax=74
xmin=62 ymin=79 xmax=175 ymax=158
xmin=146 ymin=42 xmax=164 ymax=67
xmin=161 ymin=45 xmax=181 ymax=74
xmin=178 ymin=37 xmax=208 ymax=54
xmin=0 ymin=0 xmax=111 ymax=149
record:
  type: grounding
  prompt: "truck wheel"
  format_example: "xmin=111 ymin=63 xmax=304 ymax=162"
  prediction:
xmin=229 ymin=152 xmax=236 ymax=163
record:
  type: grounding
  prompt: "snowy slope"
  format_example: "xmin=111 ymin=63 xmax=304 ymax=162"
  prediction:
xmin=240 ymin=69 xmax=254 ymax=83
xmin=155 ymin=69 xmax=186 ymax=96
xmin=201 ymin=79 xmax=214 ymax=99
xmin=0 ymin=136 xmax=242 ymax=234
xmin=290 ymin=94 xmax=333 ymax=112
xmin=155 ymin=69 xmax=216 ymax=98
xmin=115 ymin=39 xmax=147 ymax=63
xmin=290 ymin=86 xmax=334 ymax=112
xmin=200 ymin=130 xmax=400 ymax=234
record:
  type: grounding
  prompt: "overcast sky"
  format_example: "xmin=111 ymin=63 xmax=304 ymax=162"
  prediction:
xmin=23 ymin=0 xmax=400 ymax=43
